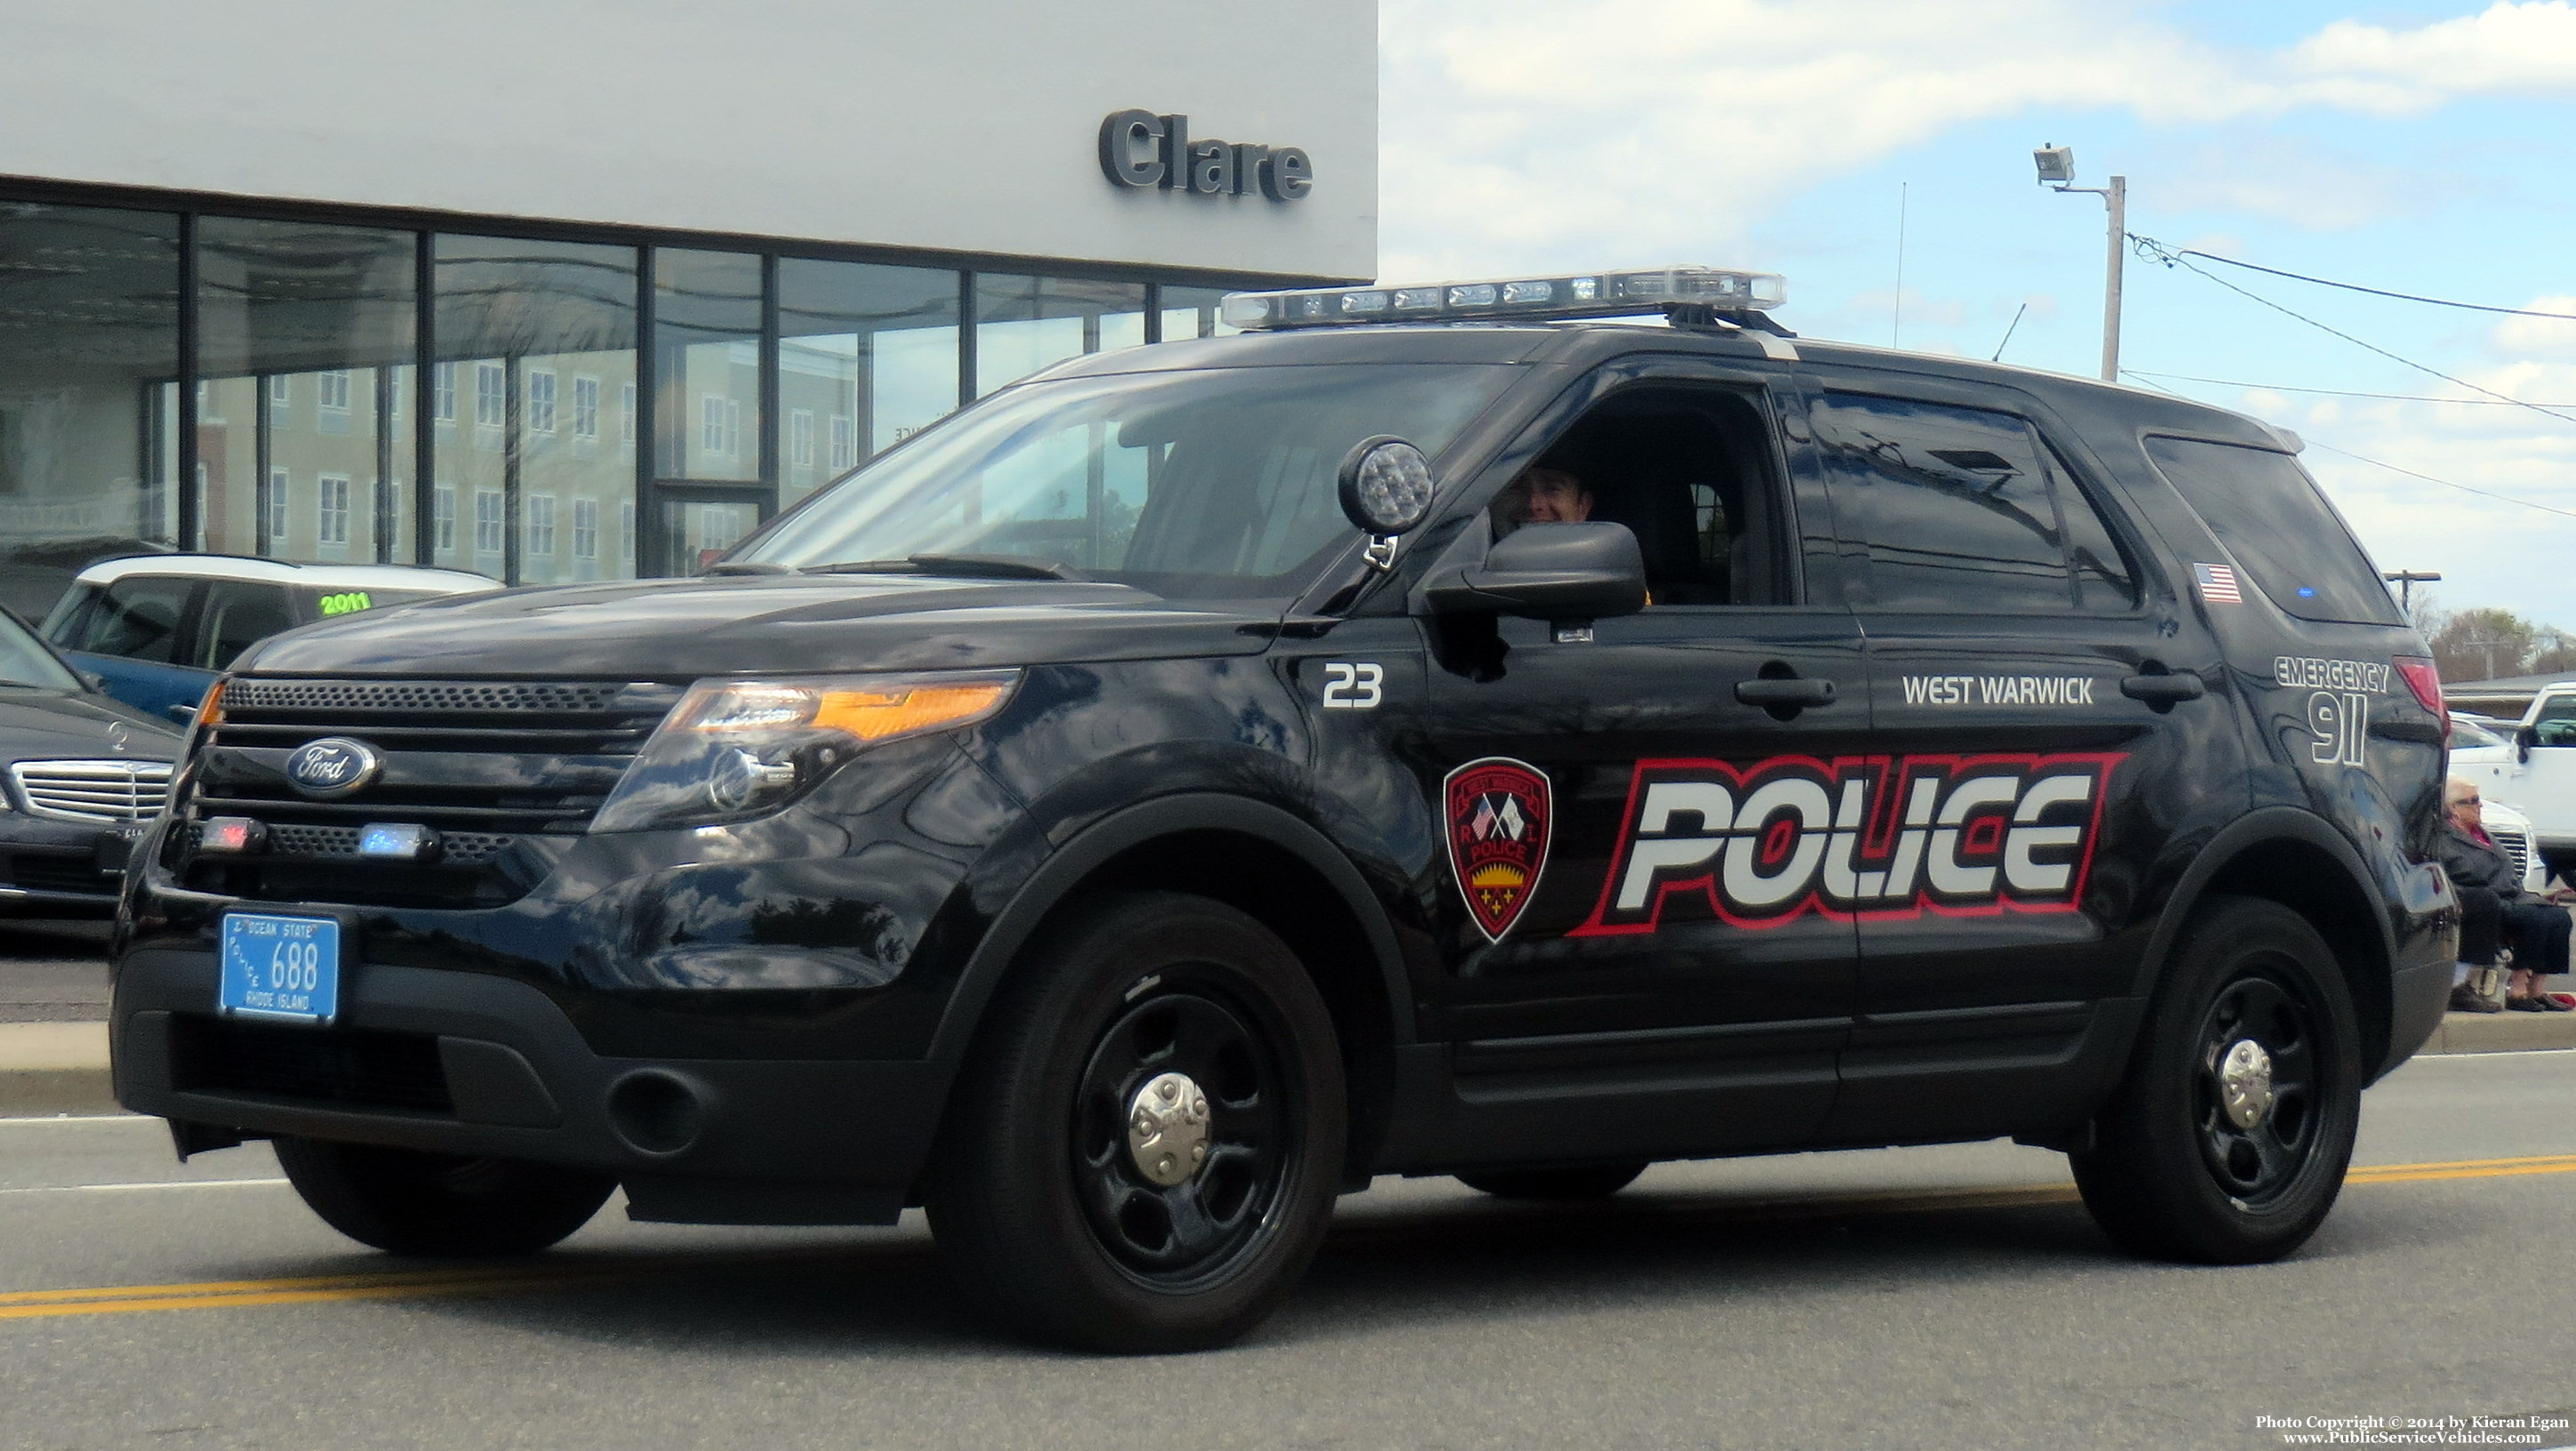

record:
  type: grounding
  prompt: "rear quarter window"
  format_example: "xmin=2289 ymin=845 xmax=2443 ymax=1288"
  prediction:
xmin=2141 ymin=436 xmax=2402 ymax=626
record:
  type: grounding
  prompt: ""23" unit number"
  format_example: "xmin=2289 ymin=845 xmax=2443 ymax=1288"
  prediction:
xmin=1321 ymin=662 xmax=1384 ymax=709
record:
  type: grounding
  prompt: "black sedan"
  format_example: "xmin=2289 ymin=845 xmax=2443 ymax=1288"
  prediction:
xmin=0 ymin=607 xmax=182 ymax=915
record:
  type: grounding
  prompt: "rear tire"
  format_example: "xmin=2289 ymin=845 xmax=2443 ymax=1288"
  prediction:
xmin=2072 ymin=895 xmax=2361 ymax=1264
xmin=1456 ymin=1163 xmax=1648 ymax=1200
xmin=926 ymin=891 xmax=1346 ymax=1353
xmin=274 ymin=1137 xmax=615 ymax=1256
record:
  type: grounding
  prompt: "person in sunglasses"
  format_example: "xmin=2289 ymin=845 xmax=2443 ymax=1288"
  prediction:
xmin=2439 ymin=778 xmax=2576 ymax=1012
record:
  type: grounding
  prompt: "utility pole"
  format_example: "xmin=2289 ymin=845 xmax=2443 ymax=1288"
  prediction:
xmin=2100 ymin=174 xmax=2125 ymax=384
xmin=2382 ymin=569 xmax=2441 ymax=618
xmin=2032 ymin=146 xmax=2126 ymax=382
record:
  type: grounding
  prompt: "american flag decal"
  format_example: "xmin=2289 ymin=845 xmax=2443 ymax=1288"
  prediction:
xmin=2192 ymin=562 xmax=2244 ymax=605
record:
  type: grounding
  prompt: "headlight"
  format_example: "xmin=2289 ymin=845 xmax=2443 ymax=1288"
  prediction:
xmin=590 ymin=669 xmax=1019 ymax=834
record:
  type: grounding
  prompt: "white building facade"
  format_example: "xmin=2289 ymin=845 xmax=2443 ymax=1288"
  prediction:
xmin=0 ymin=1 xmax=1376 ymax=596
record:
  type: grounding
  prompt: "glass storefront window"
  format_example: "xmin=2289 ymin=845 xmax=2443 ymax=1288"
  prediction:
xmin=1157 ymin=285 xmax=1245 ymax=345
xmin=0 ymin=204 xmax=180 ymax=591
xmin=654 ymin=250 xmax=763 ymax=485
xmin=434 ymin=236 xmax=638 ymax=585
xmin=196 ymin=219 xmax=414 ymax=565
xmin=776 ymin=258 xmax=959 ymax=506
xmin=973 ymin=276 xmax=1148 ymax=398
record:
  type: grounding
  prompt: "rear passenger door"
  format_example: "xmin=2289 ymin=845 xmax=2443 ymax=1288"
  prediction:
xmin=1806 ymin=378 xmax=2224 ymax=1140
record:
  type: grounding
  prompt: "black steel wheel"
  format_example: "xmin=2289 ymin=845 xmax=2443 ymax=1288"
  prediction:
xmin=1073 ymin=989 xmax=1291 ymax=1284
xmin=1455 ymin=1163 xmax=1648 ymax=1200
xmin=2073 ymin=895 xmax=2362 ymax=1264
xmin=274 ymin=1137 xmax=615 ymax=1256
xmin=927 ymin=891 xmax=1346 ymax=1352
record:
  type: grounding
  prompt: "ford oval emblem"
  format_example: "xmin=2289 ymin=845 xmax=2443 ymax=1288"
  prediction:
xmin=284 ymin=737 xmax=383 ymax=799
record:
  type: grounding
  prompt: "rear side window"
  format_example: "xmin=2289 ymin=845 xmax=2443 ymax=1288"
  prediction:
xmin=196 ymin=581 xmax=296 ymax=669
xmin=1819 ymin=392 xmax=2138 ymax=613
xmin=2142 ymin=437 xmax=2402 ymax=626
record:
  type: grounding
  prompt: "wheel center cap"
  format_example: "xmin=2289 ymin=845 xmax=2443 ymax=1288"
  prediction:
xmin=2220 ymin=1038 xmax=2275 ymax=1129
xmin=1126 ymin=1070 xmax=1212 ymax=1188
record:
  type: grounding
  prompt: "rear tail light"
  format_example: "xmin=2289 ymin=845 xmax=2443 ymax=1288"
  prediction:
xmin=2394 ymin=655 xmax=2448 ymax=742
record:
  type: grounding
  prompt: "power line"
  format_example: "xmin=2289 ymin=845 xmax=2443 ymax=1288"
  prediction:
xmin=2135 ymin=239 xmax=2576 ymax=322
xmin=2118 ymin=370 xmax=2576 ymax=525
xmin=2124 ymin=368 xmax=2576 ymax=408
xmin=2130 ymin=237 xmax=2576 ymax=430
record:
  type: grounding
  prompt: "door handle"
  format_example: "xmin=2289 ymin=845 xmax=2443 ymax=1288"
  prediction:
xmin=2119 ymin=672 xmax=2206 ymax=705
xmin=1735 ymin=677 xmax=1837 ymax=708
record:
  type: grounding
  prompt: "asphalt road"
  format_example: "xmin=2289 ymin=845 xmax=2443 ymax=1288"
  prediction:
xmin=0 ymin=918 xmax=110 ymax=1022
xmin=2 ymin=1054 xmax=2572 ymax=1451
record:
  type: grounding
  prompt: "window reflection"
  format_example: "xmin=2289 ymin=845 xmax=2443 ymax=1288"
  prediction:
xmin=777 ymin=258 xmax=959 ymax=506
xmin=434 ymin=235 xmax=637 ymax=585
xmin=655 ymin=250 xmax=762 ymax=485
xmin=197 ymin=219 xmax=413 ymax=564
xmin=0 ymin=204 xmax=179 ymax=582
xmin=974 ymin=275 xmax=1148 ymax=398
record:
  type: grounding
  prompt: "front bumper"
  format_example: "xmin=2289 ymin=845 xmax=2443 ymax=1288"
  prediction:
xmin=1 ymin=813 xmax=142 ymax=913
xmin=113 ymin=948 xmax=946 ymax=1224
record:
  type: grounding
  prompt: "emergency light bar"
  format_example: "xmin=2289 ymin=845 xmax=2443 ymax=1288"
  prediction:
xmin=1220 ymin=265 xmax=1787 ymax=331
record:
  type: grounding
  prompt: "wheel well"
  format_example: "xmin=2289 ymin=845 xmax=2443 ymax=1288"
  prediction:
xmin=2198 ymin=838 xmax=2391 ymax=1069
xmin=1057 ymin=829 xmax=1399 ymax=1185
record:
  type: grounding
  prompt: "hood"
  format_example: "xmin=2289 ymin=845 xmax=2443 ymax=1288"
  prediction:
xmin=0 ymin=687 xmax=184 ymax=762
xmin=238 ymin=573 xmax=1284 ymax=678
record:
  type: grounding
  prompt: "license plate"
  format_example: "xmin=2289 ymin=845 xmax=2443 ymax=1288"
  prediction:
xmin=218 ymin=913 xmax=342 ymax=1025
xmin=93 ymin=822 xmax=148 ymax=875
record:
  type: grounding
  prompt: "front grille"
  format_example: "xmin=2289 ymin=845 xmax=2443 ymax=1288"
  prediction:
xmin=228 ymin=679 xmax=631 ymax=714
xmin=12 ymin=760 xmax=172 ymax=822
xmin=4 ymin=854 xmax=116 ymax=896
xmin=2498 ymin=827 xmax=2534 ymax=881
xmin=172 ymin=676 xmax=680 ymax=908
xmin=196 ymin=822 xmax=516 ymax=866
xmin=172 ymin=1014 xmax=452 ymax=1113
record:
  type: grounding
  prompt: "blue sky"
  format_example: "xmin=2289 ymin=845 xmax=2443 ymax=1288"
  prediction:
xmin=1380 ymin=0 xmax=2576 ymax=627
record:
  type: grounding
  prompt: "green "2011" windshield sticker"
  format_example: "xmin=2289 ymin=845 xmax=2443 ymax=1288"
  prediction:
xmin=316 ymin=591 xmax=373 ymax=616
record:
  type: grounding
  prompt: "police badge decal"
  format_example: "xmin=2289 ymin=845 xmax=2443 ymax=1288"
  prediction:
xmin=1444 ymin=757 xmax=1553 ymax=942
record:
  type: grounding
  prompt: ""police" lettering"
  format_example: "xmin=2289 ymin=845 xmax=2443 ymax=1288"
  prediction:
xmin=1572 ymin=751 xmax=2124 ymax=935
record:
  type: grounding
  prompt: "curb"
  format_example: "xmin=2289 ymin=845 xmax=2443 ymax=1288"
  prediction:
xmin=0 ymin=1022 xmax=114 ymax=1116
xmin=4 ymin=1011 xmax=2570 ymax=1119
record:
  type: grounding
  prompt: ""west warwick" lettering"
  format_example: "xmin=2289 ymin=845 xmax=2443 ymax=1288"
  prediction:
xmin=1901 ymin=674 xmax=2099 ymax=708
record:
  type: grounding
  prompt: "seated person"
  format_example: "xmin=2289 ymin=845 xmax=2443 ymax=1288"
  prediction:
xmin=2438 ymin=778 xmax=2576 ymax=1012
xmin=1494 ymin=461 xmax=1595 ymax=529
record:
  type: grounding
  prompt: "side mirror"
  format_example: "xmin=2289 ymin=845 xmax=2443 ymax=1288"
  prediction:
xmin=2519 ymin=726 xmax=2540 ymax=764
xmin=77 ymin=670 xmax=109 ymax=693
xmin=1425 ymin=521 xmax=1647 ymax=621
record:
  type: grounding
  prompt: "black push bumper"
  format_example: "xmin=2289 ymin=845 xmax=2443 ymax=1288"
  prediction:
xmin=112 ymin=949 xmax=947 ymax=1225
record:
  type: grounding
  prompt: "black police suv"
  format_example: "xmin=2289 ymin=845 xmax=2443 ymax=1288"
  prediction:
xmin=113 ymin=267 xmax=2456 ymax=1351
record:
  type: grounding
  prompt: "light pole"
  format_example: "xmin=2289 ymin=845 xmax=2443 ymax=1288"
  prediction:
xmin=2034 ymin=145 xmax=2125 ymax=383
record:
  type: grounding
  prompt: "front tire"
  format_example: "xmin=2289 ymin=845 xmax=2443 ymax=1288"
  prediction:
xmin=926 ymin=891 xmax=1347 ymax=1353
xmin=2072 ymin=896 xmax=2362 ymax=1264
xmin=274 ymin=1138 xmax=615 ymax=1256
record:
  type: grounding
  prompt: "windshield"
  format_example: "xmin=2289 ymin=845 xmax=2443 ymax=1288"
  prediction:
xmin=737 ymin=363 xmax=1520 ymax=597
xmin=0 ymin=609 xmax=80 ymax=690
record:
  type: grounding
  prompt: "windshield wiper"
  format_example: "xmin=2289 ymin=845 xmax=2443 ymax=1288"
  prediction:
xmin=806 ymin=555 xmax=1087 ymax=582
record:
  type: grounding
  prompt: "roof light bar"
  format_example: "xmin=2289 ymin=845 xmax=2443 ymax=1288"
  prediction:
xmin=1220 ymin=265 xmax=1787 ymax=331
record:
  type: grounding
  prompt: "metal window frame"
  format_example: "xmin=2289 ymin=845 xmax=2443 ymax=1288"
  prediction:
xmin=5 ymin=175 xmax=1327 ymax=580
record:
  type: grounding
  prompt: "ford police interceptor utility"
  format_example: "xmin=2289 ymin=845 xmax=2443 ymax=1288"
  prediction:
xmin=111 ymin=266 xmax=2457 ymax=1351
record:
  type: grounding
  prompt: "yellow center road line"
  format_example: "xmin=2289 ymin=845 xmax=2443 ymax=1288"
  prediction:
xmin=6 ymin=1150 xmax=2573 ymax=1323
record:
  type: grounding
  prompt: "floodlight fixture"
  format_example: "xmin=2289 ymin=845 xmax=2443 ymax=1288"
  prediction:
xmin=2033 ymin=145 xmax=2076 ymax=185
